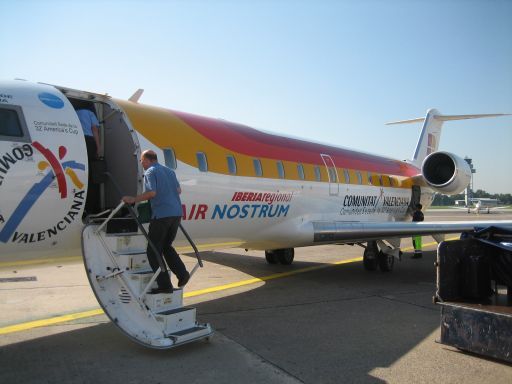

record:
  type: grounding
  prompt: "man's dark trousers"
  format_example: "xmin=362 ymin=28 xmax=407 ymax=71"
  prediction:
xmin=147 ymin=216 xmax=187 ymax=289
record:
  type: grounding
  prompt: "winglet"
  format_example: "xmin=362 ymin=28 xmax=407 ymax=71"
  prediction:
xmin=128 ymin=89 xmax=144 ymax=103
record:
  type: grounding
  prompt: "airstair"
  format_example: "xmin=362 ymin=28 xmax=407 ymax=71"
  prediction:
xmin=81 ymin=198 xmax=213 ymax=349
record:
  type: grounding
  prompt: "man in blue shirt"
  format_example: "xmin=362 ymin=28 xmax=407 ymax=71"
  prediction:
xmin=122 ymin=150 xmax=189 ymax=293
xmin=76 ymin=108 xmax=100 ymax=159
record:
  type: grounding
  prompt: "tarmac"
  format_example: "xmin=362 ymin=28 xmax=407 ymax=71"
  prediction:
xmin=1 ymin=209 xmax=512 ymax=383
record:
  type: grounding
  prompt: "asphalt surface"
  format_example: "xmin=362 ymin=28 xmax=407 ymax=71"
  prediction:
xmin=1 ymin=209 xmax=511 ymax=383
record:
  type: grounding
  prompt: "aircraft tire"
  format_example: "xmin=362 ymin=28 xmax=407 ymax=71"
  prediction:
xmin=277 ymin=248 xmax=294 ymax=265
xmin=363 ymin=241 xmax=378 ymax=271
xmin=378 ymin=250 xmax=394 ymax=272
xmin=265 ymin=250 xmax=279 ymax=264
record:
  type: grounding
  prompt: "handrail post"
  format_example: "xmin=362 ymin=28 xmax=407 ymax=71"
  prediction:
xmin=179 ymin=223 xmax=203 ymax=267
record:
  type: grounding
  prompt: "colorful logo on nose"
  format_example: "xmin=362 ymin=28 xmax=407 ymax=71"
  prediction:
xmin=0 ymin=142 xmax=85 ymax=243
xmin=33 ymin=142 xmax=84 ymax=197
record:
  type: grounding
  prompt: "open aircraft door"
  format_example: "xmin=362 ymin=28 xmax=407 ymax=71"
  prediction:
xmin=320 ymin=154 xmax=339 ymax=196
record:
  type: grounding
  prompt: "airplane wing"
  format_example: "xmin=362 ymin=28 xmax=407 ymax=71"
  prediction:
xmin=312 ymin=220 xmax=512 ymax=243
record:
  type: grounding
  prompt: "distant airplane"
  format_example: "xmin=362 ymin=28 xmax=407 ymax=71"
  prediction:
xmin=459 ymin=198 xmax=509 ymax=214
xmin=1 ymin=79 xmax=511 ymax=348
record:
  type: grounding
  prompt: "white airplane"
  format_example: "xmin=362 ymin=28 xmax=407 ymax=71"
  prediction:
xmin=1 ymin=79 xmax=511 ymax=348
xmin=466 ymin=199 xmax=509 ymax=214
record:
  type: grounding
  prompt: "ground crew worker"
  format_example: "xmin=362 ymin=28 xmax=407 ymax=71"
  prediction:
xmin=412 ymin=203 xmax=424 ymax=258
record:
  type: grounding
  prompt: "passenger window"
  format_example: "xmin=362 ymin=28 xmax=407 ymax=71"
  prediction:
xmin=378 ymin=175 xmax=383 ymax=186
xmin=253 ymin=159 xmax=263 ymax=176
xmin=227 ymin=155 xmax=237 ymax=174
xmin=328 ymin=167 xmax=338 ymax=183
xmin=297 ymin=164 xmax=305 ymax=180
xmin=314 ymin=166 xmax=321 ymax=181
xmin=196 ymin=152 xmax=208 ymax=172
xmin=343 ymin=169 xmax=350 ymax=183
xmin=163 ymin=148 xmax=177 ymax=169
xmin=356 ymin=171 xmax=362 ymax=185
xmin=276 ymin=161 xmax=285 ymax=179
xmin=0 ymin=107 xmax=23 ymax=137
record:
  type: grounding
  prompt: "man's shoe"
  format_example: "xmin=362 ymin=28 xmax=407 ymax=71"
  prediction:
xmin=150 ymin=286 xmax=173 ymax=294
xmin=178 ymin=271 xmax=190 ymax=287
xmin=411 ymin=252 xmax=423 ymax=259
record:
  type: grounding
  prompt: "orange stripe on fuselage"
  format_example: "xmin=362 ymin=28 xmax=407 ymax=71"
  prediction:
xmin=115 ymin=99 xmax=419 ymax=185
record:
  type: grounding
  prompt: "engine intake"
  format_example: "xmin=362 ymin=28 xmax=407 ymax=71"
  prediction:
xmin=421 ymin=152 xmax=471 ymax=195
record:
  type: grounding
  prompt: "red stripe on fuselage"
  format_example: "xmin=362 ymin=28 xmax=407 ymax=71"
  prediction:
xmin=32 ymin=141 xmax=67 ymax=198
xmin=172 ymin=110 xmax=418 ymax=177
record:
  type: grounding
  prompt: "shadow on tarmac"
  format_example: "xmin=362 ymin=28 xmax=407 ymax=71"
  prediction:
xmin=0 ymin=250 xmax=440 ymax=383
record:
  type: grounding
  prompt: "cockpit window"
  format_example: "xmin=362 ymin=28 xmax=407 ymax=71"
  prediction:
xmin=0 ymin=107 xmax=23 ymax=137
xmin=0 ymin=104 xmax=30 ymax=143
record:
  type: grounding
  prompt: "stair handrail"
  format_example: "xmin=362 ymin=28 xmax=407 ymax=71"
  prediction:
xmin=101 ymin=172 xmax=203 ymax=270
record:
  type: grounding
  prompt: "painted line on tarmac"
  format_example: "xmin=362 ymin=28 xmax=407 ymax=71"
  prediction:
xmin=0 ymin=238 xmax=455 ymax=335
xmin=0 ymin=256 xmax=82 ymax=269
xmin=0 ymin=309 xmax=104 ymax=335
xmin=185 ymin=256 xmax=363 ymax=298
xmin=0 ymin=241 xmax=244 ymax=269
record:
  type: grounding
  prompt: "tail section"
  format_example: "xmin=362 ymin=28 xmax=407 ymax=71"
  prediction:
xmin=386 ymin=109 xmax=511 ymax=167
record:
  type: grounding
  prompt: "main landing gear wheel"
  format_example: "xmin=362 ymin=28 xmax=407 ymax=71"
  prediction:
xmin=265 ymin=250 xmax=279 ymax=264
xmin=265 ymin=248 xmax=295 ymax=265
xmin=363 ymin=241 xmax=378 ymax=271
xmin=377 ymin=250 xmax=394 ymax=272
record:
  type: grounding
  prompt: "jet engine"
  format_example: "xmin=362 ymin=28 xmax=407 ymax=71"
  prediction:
xmin=421 ymin=151 xmax=471 ymax=195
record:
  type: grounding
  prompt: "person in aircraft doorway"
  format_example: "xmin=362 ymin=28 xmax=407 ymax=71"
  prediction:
xmin=411 ymin=204 xmax=424 ymax=259
xmin=76 ymin=107 xmax=101 ymax=214
xmin=76 ymin=107 xmax=100 ymax=159
xmin=122 ymin=150 xmax=190 ymax=294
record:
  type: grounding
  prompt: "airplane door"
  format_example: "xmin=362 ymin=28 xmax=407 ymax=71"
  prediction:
xmin=320 ymin=154 xmax=339 ymax=196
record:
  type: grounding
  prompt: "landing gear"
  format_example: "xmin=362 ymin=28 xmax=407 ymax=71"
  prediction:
xmin=265 ymin=250 xmax=279 ymax=264
xmin=265 ymin=248 xmax=295 ymax=265
xmin=363 ymin=241 xmax=379 ymax=271
xmin=363 ymin=241 xmax=394 ymax=272
xmin=377 ymin=250 xmax=394 ymax=272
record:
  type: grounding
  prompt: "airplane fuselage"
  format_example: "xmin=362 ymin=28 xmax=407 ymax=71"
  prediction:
xmin=0 ymin=80 xmax=432 ymax=261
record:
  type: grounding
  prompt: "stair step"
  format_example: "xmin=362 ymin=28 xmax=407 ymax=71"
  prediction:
xmin=170 ymin=325 xmax=206 ymax=336
xmin=105 ymin=232 xmax=140 ymax=237
xmin=166 ymin=324 xmax=214 ymax=345
xmin=126 ymin=271 xmax=156 ymax=293
xmin=144 ymin=288 xmax=183 ymax=312
xmin=113 ymin=249 xmax=146 ymax=255
xmin=156 ymin=306 xmax=191 ymax=316
xmin=155 ymin=307 xmax=197 ymax=334
xmin=114 ymin=250 xmax=150 ymax=273
xmin=113 ymin=235 xmax=147 ymax=255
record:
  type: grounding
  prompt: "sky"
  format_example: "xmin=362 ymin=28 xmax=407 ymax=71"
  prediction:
xmin=1 ymin=0 xmax=511 ymax=193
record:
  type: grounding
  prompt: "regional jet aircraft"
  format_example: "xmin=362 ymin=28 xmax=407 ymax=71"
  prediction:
xmin=1 ymin=80 xmax=511 ymax=348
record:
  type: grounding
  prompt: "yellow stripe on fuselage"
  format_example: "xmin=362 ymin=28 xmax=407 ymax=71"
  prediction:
xmin=116 ymin=99 xmax=415 ymax=188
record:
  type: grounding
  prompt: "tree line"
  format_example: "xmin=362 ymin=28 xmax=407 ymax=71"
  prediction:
xmin=432 ymin=190 xmax=512 ymax=206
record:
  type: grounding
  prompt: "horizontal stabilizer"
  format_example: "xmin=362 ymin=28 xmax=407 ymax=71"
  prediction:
xmin=386 ymin=113 xmax=511 ymax=125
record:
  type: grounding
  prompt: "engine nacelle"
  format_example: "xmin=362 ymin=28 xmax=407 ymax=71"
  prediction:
xmin=421 ymin=151 xmax=471 ymax=195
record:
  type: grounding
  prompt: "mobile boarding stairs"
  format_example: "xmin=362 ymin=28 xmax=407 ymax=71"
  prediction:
xmin=81 ymin=195 xmax=213 ymax=349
